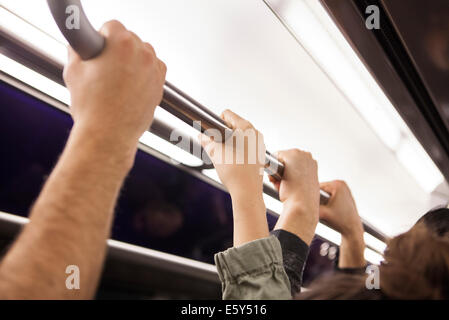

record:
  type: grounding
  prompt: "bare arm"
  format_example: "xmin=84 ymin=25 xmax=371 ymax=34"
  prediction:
xmin=0 ymin=126 xmax=133 ymax=299
xmin=271 ymin=149 xmax=320 ymax=246
xmin=200 ymin=110 xmax=268 ymax=246
xmin=319 ymin=180 xmax=366 ymax=268
xmin=0 ymin=20 xmax=166 ymax=299
xmin=339 ymin=230 xmax=365 ymax=268
xmin=230 ymin=191 xmax=268 ymax=247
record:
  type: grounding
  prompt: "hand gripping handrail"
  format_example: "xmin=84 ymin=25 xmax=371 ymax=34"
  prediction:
xmin=46 ymin=0 xmax=330 ymax=204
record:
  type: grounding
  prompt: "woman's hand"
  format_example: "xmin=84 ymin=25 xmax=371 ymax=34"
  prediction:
xmin=319 ymin=180 xmax=363 ymax=239
xmin=199 ymin=109 xmax=268 ymax=246
xmin=319 ymin=180 xmax=366 ymax=268
xmin=270 ymin=149 xmax=320 ymax=245
xmin=199 ymin=109 xmax=266 ymax=201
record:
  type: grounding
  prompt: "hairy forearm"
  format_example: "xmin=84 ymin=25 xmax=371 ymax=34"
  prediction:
xmin=0 ymin=124 xmax=135 ymax=299
xmin=231 ymin=192 xmax=268 ymax=247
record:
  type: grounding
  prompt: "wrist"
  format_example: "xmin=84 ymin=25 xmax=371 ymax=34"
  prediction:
xmin=341 ymin=228 xmax=365 ymax=254
xmin=341 ymin=222 xmax=365 ymax=244
xmin=339 ymin=234 xmax=366 ymax=268
xmin=231 ymin=191 xmax=265 ymax=212
xmin=278 ymin=199 xmax=319 ymax=245
xmin=228 ymin=181 xmax=263 ymax=202
xmin=70 ymin=123 xmax=137 ymax=172
xmin=283 ymin=198 xmax=318 ymax=221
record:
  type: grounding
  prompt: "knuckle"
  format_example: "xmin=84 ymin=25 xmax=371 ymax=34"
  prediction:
xmin=145 ymin=42 xmax=155 ymax=52
xmin=221 ymin=109 xmax=232 ymax=118
xmin=130 ymin=31 xmax=142 ymax=42
xmin=336 ymin=180 xmax=347 ymax=187
xmin=305 ymin=151 xmax=315 ymax=162
xmin=108 ymin=20 xmax=123 ymax=28
xmin=118 ymin=31 xmax=135 ymax=47
xmin=142 ymin=49 xmax=155 ymax=65
xmin=102 ymin=20 xmax=124 ymax=33
xmin=243 ymin=120 xmax=252 ymax=129
xmin=160 ymin=60 xmax=167 ymax=74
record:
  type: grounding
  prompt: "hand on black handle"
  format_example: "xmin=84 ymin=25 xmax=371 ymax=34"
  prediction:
xmin=47 ymin=0 xmax=104 ymax=60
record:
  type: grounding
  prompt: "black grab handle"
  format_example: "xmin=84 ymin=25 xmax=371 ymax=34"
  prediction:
xmin=47 ymin=0 xmax=104 ymax=59
xmin=46 ymin=0 xmax=330 ymax=204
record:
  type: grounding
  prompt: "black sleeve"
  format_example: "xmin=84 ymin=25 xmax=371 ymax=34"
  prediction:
xmin=270 ymin=229 xmax=309 ymax=296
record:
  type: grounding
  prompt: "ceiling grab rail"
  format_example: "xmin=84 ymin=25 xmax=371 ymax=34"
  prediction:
xmin=46 ymin=0 xmax=330 ymax=204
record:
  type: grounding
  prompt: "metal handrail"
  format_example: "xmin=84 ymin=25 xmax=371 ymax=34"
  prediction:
xmin=46 ymin=0 xmax=330 ymax=204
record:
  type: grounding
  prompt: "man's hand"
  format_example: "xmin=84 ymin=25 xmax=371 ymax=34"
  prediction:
xmin=271 ymin=149 xmax=319 ymax=245
xmin=64 ymin=20 xmax=166 ymax=165
xmin=200 ymin=110 xmax=268 ymax=246
xmin=0 ymin=20 xmax=166 ymax=299
xmin=319 ymin=180 xmax=365 ymax=268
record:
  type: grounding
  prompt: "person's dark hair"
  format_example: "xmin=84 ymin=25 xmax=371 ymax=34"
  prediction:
xmin=416 ymin=207 xmax=449 ymax=237
xmin=297 ymin=224 xmax=449 ymax=300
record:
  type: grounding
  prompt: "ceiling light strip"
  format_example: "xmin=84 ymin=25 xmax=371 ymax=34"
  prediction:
xmin=263 ymin=0 xmax=444 ymax=192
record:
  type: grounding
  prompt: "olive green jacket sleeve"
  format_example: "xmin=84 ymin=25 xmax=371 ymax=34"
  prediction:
xmin=214 ymin=236 xmax=292 ymax=300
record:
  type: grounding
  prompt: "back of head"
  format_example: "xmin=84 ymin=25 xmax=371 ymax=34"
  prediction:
xmin=298 ymin=224 xmax=449 ymax=300
xmin=380 ymin=224 xmax=449 ymax=299
xmin=416 ymin=207 xmax=449 ymax=237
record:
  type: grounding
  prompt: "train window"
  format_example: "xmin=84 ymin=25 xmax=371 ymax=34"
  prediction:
xmin=0 ymin=79 xmax=279 ymax=264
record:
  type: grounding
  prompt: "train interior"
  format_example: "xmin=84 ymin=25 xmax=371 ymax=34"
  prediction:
xmin=0 ymin=0 xmax=448 ymax=298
